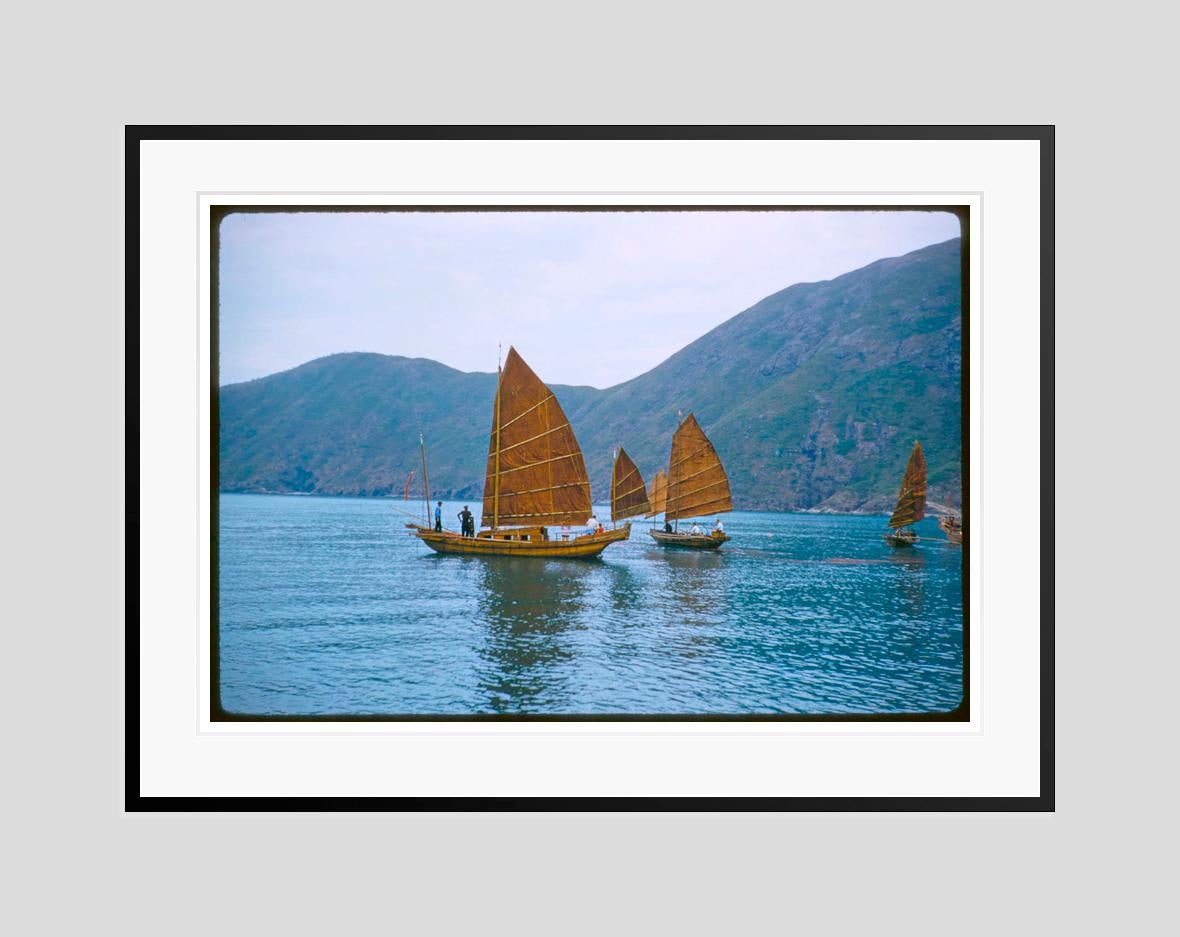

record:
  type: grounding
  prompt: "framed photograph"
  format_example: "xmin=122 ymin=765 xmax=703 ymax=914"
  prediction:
xmin=129 ymin=126 xmax=1052 ymax=809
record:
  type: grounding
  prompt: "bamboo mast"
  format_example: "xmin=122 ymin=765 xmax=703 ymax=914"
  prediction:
xmin=493 ymin=345 xmax=502 ymax=531
xmin=672 ymin=412 xmax=681 ymax=532
xmin=419 ymin=434 xmax=432 ymax=527
xmin=674 ymin=417 xmax=684 ymax=528
xmin=613 ymin=445 xmax=618 ymax=528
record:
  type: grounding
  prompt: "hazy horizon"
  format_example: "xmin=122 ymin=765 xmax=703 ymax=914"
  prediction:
xmin=218 ymin=210 xmax=961 ymax=388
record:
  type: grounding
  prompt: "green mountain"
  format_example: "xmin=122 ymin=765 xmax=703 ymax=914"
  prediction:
xmin=219 ymin=237 xmax=962 ymax=513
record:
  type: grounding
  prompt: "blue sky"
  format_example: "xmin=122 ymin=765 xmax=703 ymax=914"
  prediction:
xmin=218 ymin=209 xmax=961 ymax=388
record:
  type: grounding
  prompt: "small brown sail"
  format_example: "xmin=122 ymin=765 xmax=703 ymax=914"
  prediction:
xmin=888 ymin=441 xmax=927 ymax=529
xmin=665 ymin=414 xmax=733 ymax=522
xmin=645 ymin=468 xmax=668 ymax=517
xmin=610 ymin=446 xmax=650 ymax=523
xmin=481 ymin=347 xmax=592 ymax=528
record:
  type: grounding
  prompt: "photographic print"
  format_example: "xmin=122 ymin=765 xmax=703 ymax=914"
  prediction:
xmin=213 ymin=205 xmax=967 ymax=720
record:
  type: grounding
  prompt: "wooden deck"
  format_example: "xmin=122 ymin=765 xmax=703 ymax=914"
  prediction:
xmin=938 ymin=516 xmax=963 ymax=544
xmin=413 ymin=523 xmax=631 ymax=558
xmin=649 ymin=528 xmax=729 ymax=550
xmin=883 ymin=529 xmax=919 ymax=547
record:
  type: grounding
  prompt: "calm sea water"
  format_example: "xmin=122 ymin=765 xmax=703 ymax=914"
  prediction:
xmin=218 ymin=494 xmax=964 ymax=715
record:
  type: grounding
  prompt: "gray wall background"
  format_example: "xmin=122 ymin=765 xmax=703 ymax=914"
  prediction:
xmin=5 ymin=0 xmax=1166 ymax=933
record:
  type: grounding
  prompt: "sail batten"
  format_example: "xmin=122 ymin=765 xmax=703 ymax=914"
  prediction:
xmin=675 ymin=479 xmax=731 ymax=502
xmin=669 ymin=447 xmax=717 ymax=470
xmin=482 ymin=348 xmax=592 ymax=528
xmin=499 ymin=393 xmax=556 ymax=431
xmin=888 ymin=441 xmax=927 ymax=529
xmin=495 ymin=421 xmax=574 ymax=454
xmin=487 ymin=451 xmax=582 ymax=477
xmin=678 ymin=498 xmax=734 ymax=517
xmin=611 ymin=447 xmax=651 ymax=522
xmin=489 ymin=480 xmax=588 ymax=498
xmin=665 ymin=414 xmax=733 ymax=521
xmin=671 ymin=463 xmax=728 ymax=487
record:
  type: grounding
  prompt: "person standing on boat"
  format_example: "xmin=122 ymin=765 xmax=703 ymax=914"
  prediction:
xmin=585 ymin=513 xmax=599 ymax=534
xmin=713 ymin=519 xmax=724 ymax=537
xmin=459 ymin=505 xmax=474 ymax=537
xmin=434 ymin=501 xmax=443 ymax=532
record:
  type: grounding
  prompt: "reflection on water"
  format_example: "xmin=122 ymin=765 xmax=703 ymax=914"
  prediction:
xmin=642 ymin=548 xmax=729 ymax=659
xmin=604 ymin=561 xmax=644 ymax=617
xmin=219 ymin=497 xmax=965 ymax=715
xmin=895 ymin=550 xmax=927 ymax=616
xmin=475 ymin=558 xmax=588 ymax=712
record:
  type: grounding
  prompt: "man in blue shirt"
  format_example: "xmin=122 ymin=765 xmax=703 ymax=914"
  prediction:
xmin=434 ymin=501 xmax=443 ymax=532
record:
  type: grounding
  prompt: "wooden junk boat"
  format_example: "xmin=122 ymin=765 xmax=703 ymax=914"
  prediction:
xmin=883 ymin=441 xmax=927 ymax=547
xmin=938 ymin=514 xmax=963 ymax=544
xmin=649 ymin=413 xmax=733 ymax=550
xmin=412 ymin=347 xmax=630 ymax=558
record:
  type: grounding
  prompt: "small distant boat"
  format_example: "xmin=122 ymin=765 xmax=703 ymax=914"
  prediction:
xmin=412 ymin=347 xmax=629 ymax=558
xmin=650 ymin=413 xmax=732 ymax=550
xmin=884 ymin=441 xmax=926 ymax=547
xmin=610 ymin=446 xmax=650 ymax=527
xmin=938 ymin=514 xmax=963 ymax=545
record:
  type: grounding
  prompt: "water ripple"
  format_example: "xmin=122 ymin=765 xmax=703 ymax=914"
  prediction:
xmin=219 ymin=495 xmax=964 ymax=715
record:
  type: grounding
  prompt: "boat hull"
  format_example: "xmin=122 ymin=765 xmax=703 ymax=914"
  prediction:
xmin=883 ymin=529 xmax=919 ymax=547
xmin=649 ymin=529 xmax=729 ymax=550
xmin=414 ymin=524 xmax=630 ymax=558
xmin=938 ymin=516 xmax=963 ymax=544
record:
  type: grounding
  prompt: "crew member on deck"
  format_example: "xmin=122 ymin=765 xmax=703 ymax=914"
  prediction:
xmin=690 ymin=522 xmax=702 ymax=535
xmin=459 ymin=505 xmax=474 ymax=537
xmin=713 ymin=519 xmax=725 ymax=537
xmin=434 ymin=501 xmax=443 ymax=532
xmin=585 ymin=513 xmax=599 ymax=534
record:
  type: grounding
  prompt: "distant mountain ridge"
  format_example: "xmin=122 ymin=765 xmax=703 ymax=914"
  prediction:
xmin=219 ymin=237 xmax=962 ymax=513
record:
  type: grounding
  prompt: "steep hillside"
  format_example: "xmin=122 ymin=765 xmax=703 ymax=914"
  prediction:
xmin=567 ymin=236 xmax=962 ymax=510
xmin=219 ymin=237 xmax=962 ymax=512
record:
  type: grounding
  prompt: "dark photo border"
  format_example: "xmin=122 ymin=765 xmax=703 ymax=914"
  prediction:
xmin=211 ymin=202 xmax=970 ymax=723
xmin=126 ymin=125 xmax=1053 ymax=811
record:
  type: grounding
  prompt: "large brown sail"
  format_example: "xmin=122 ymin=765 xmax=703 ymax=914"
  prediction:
xmin=610 ymin=447 xmax=650 ymax=522
xmin=665 ymin=414 xmax=733 ymax=521
xmin=481 ymin=347 xmax=592 ymax=528
xmin=645 ymin=468 xmax=668 ymax=517
xmin=888 ymin=441 xmax=927 ymax=528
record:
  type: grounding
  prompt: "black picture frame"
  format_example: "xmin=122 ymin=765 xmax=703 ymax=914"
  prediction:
xmin=126 ymin=124 xmax=1054 ymax=812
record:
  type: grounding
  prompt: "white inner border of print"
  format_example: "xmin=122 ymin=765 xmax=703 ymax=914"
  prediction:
xmin=139 ymin=137 xmax=1038 ymax=798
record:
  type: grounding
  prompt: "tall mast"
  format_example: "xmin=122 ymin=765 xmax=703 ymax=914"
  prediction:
xmin=493 ymin=344 xmax=502 ymax=530
xmin=419 ymin=434 xmax=432 ymax=526
xmin=612 ymin=445 xmax=617 ymax=528
xmin=672 ymin=411 xmax=681 ymax=532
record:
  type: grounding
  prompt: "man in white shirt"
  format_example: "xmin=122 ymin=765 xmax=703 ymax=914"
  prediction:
xmin=690 ymin=522 xmax=702 ymax=535
xmin=713 ymin=519 xmax=725 ymax=536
